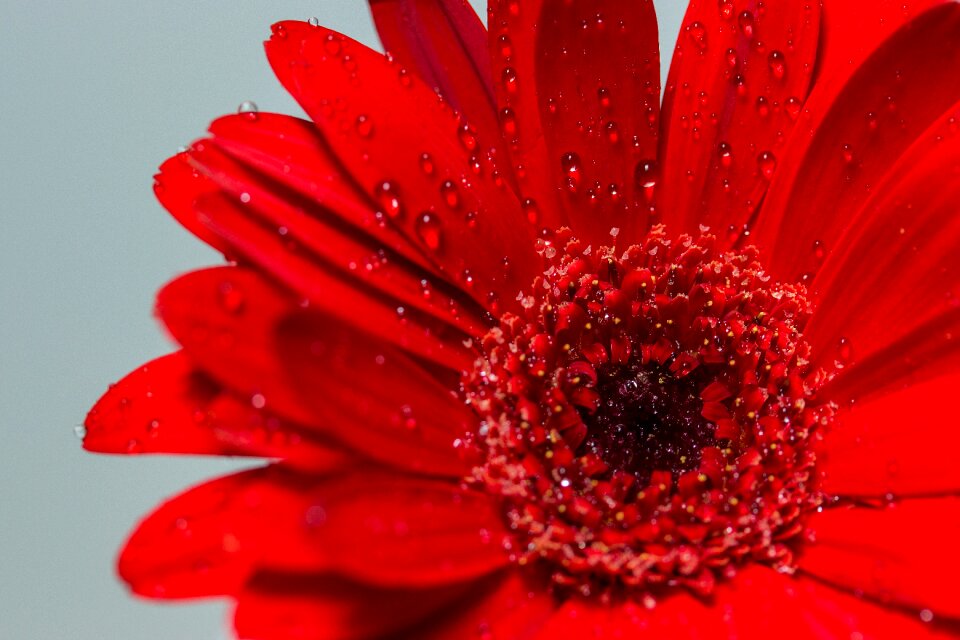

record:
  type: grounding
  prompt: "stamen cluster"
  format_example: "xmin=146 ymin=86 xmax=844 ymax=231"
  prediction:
xmin=463 ymin=227 xmax=833 ymax=598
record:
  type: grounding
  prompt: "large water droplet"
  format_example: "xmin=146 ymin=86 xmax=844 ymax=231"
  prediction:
xmin=686 ymin=21 xmax=708 ymax=51
xmin=237 ymin=100 xmax=259 ymax=121
xmin=768 ymin=51 xmax=786 ymax=80
xmin=374 ymin=181 xmax=403 ymax=219
xmin=416 ymin=212 xmax=443 ymax=251
xmin=757 ymin=151 xmax=777 ymax=180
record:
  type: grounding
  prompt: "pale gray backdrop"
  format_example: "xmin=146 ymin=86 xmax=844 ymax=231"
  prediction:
xmin=0 ymin=2 xmax=684 ymax=638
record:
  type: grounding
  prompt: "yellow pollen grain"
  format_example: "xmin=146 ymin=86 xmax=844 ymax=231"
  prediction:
xmin=537 ymin=370 xmax=546 ymax=377
xmin=729 ymin=497 xmax=739 ymax=505
xmin=747 ymin=411 xmax=756 ymax=419
xmin=728 ymin=359 xmax=737 ymax=366
xmin=698 ymin=474 xmax=708 ymax=483
xmin=544 ymin=450 xmax=554 ymax=459
xmin=563 ymin=343 xmax=572 ymax=351
xmin=585 ymin=323 xmax=593 ymax=330
xmin=615 ymin=512 xmax=625 ymax=522
xmin=680 ymin=455 xmax=688 ymax=464
xmin=553 ymin=405 xmax=563 ymax=413
xmin=557 ymin=504 xmax=567 ymax=513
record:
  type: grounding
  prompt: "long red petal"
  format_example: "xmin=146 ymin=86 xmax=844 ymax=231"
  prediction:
xmin=418 ymin=571 xmax=557 ymax=640
xmin=205 ymin=112 xmax=439 ymax=274
xmin=533 ymin=0 xmax=661 ymax=245
xmin=486 ymin=0 xmax=564 ymax=232
xmin=158 ymin=266 xmax=473 ymax=477
xmin=657 ymin=0 xmax=820 ymax=242
xmin=182 ymin=136 xmax=488 ymax=337
xmin=265 ymin=20 xmax=540 ymax=313
xmin=802 ymin=499 xmax=960 ymax=619
xmin=799 ymin=101 xmax=960 ymax=401
xmin=234 ymin=572 xmax=482 ymax=640
xmin=752 ymin=4 xmax=960 ymax=280
xmin=369 ymin=0 xmax=500 ymax=157
xmin=120 ymin=467 xmax=508 ymax=598
xmin=83 ymin=353 xmax=352 ymax=469
xmin=818 ymin=374 xmax=960 ymax=498
xmin=275 ymin=309 xmax=476 ymax=478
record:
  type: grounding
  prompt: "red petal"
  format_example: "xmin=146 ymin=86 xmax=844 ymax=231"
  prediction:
xmin=657 ymin=0 xmax=820 ymax=242
xmin=120 ymin=468 xmax=507 ymax=598
xmin=234 ymin=572 xmax=481 ymax=640
xmin=487 ymin=0 xmax=565 ymax=232
xmin=205 ymin=112 xmax=438 ymax=273
xmin=183 ymin=134 xmax=488 ymax=337
xmin=119 ymin=468 xmax=323 ymax=599
xmin=798 ymin=102 xmax=960 ymax=401
xmin=275 ymin=309 xmax=476 ymax=478
xmin=265 ymin=21 xmax=540 ymax=312
xmin=533 ymin=0 xmax=661 ymax=245
xmin=311 ymin=473 xmax=508 ymax=587
xmin=802 ymin=498 xmax=960 ymax=618
xmin=753 ymin=4 xmax=960 ymax=280
xmin=158 ymin=267 xmax=473 ymax=476
xmin=369 ymin=0 xmax=500 ymax=154
xmin=418 ymin=571 xmax=557 ymax=640
xmin=818 ymin=375 xmax=960 ymax=498
xmin=83 ymin=353 xmax=351 ymax=469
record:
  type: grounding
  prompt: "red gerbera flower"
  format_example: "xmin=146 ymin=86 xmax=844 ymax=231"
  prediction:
xmin=85 ymin=0 xmax=960 ymax=637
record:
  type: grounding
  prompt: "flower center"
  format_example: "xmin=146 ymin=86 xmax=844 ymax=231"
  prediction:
xmin=463 ymin=227 xmax=833 ymax=599
xmin=582 ymin=362 xmax=715 ymax=485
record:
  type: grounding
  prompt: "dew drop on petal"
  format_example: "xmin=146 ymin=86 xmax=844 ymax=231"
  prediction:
xmin=440 ymin=180 xmax=460 ymax=209
xmin=757 ymin=151 xmax=777 ymax=180
xmin=686 ymin=21 xmax=708 ymax=51
xmin=355 ymin=114 xmax=374 ymax=138
xmin=374 ymin=180 xmax=403 ymax=220
xmin=73 ymin=425 xmax=87 ymax=440
xmin=419 ymin=153 xmax=435 ymax=176
xmin=718 ymin=142 xmax=734 ymax=168
xmin=635 ymin=159 xmax=658 ymax=203
xmin=768 ymin=51 xmax=786 ymax=79
xmin=237 ymin=100 xmax=259 ymax=121
xmin=416 ymin=212 xmax=443 ymax=251
xmin=217 ymin=281 xmax=245 ymax=315
xmin=561 ymin=152 xmax=583 ymax=191
xmin=738 ymin=11 xmax=755 ymax=38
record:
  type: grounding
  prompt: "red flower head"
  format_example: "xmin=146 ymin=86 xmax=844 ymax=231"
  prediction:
xmin=85 ymin=0 xmax=960 ymax=637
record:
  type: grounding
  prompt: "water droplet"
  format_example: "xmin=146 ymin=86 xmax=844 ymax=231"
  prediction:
xmin=500 ymin=107 xmax=518 ymax=138
xmin=307 ymin=16 xmax=321 ymax=27
xmin=497 ymin=34 xmax=513 ymax=59
xmin=598 ymin=87 xmax=612 ymax=109
xmin=458 ymin=124 xmax=478 ymax=151
xmin=837 ymin=337 xmax=853 ymax=365
xmin=738 ymin=11 xmax=755 ymax=39
xmin=718 ymin=1 xmax=735 ymax=20
xmin=757 ymin=151 xmax=777 ymax=180
xmin=686 ymin=21 xmax=708 ymax=51
xmin=355 ymin=114 xmax=374 ymax=138
xmin=419 ymin=153 xmax=435 ymax=176
xmin=768 ymin=51 xmax=786 ymax=80
xmin=324 ymin=34 xmax=342 ymax=56
xmin=635 ymin=160 xmax=658 ymax=203
xmin=73 ymin=425 xmax=87 ymax=439
xmin=440 ymin=180 xmax=460 ymax=209
xmin=756 ymin=96 xmax=771 ymax=118
xmin=501 ymin=67 xmax=519 ymax=94
xmin=841 ymin=143 xmax=856 ymax=165
xmin=605 ymin=121 xmax=620 ymax=144
xmin=237 ymin=100 xmax=259 ymax=121
xmin=374 ymin=181 xmax=403 ymax=219
xmin=561 ymin=152 xmax=583 ymax=191
xmin=217 ymin=281 xmax=245 ymax=314
xmin=416 ymin=212 xmax=443 ymax=251
xmin=718 ymin=142 xmax=734 ymax=168
xmin=784 ymin=97 xmax=802 ymax=121
xmin=522 ymin=198 xmax=540 ymax=225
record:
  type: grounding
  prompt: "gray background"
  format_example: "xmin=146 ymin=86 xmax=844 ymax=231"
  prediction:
xmin=0 ymin=2 xmax=683 ymax=638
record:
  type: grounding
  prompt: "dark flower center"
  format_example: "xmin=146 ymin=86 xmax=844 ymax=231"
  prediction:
xmin=463 ymin=226 xmax=833 ymax=600
xmin=582 ymin=363 xmax=715 ymax=486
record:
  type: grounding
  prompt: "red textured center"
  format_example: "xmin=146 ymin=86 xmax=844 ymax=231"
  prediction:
xmin=463 ymin=227 xmax=834 ymax=599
